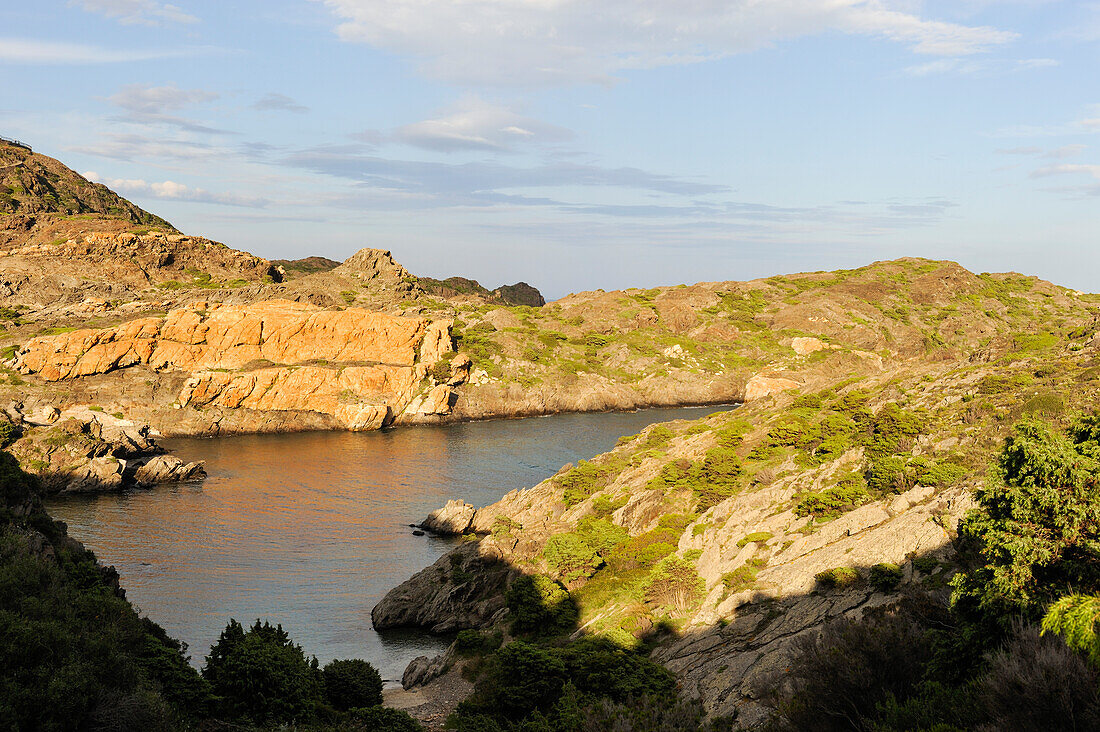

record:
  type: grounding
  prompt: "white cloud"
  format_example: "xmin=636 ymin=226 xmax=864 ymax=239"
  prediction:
xmin=904 ymin=56 xmax=1059 ymax=76
xmin=85 ymin=172 xmax=266 ymax=207
xmin=996 ymin=144 xmax=1086 ymax=158
xmin=1030 ymin=163 xmax=1100 ymax=179
xmin=252 ymin=93 xmax=309 ymax=114
xmin=0 ymin=37 xmax=193 ymax=64
xmin=110 ymin=84 xmax=218 ymax=115
xmin=393 ymin=97 xmax=573 ymax=152
xmin=72 ymin=0 xmax=198 ymax=26
xmin=318 ymin=0 xmax=1016 ymax=85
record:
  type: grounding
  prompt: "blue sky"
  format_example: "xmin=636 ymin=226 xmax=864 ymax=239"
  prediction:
xmin=2 ymin=0 xmax=1099 ymax=297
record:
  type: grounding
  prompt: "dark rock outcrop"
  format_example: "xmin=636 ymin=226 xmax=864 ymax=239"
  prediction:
xmin=371 ymin=541 xmax=515 ymax=633
xmin=493 ymin=282 xmax=545 ymax=307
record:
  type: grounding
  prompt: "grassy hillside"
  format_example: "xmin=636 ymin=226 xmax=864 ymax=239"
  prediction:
xmin=0 ymin=142 xmax=173 ymax=228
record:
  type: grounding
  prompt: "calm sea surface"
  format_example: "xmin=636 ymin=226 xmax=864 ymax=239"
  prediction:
xmin=46 ymin=406 xmax=730 ymax=681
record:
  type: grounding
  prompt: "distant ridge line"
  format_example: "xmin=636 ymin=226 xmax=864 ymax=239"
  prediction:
xmin=0 ymin=135 xmax=31 ymax=151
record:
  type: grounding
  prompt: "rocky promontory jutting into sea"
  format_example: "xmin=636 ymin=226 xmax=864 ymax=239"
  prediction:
xmin=4 ymin=134 xmax=1100 ymax=731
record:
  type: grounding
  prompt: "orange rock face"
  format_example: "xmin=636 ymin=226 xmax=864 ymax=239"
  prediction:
xmin=14 ymin=299 xmax=455 ymax=430
xmin=16 ymin=300 xmax=432 ymax=380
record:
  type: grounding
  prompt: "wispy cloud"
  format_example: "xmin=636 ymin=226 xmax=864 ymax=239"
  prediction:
xmin=283 ymin=146 xmax=727 ymax=204
xmin=71 ymin=0 xmax=198 ymax=26
xmin=997 ymin=144 xmax=1087 ymax=158
xmin=85 ymin=172 xmax=267 ymax=207
xmin=107 ymin=84 xmax=229 ymax=134
xmin=992 ymin=105 xmax=1100 ymax=138
xmin=0 ymin=37 xmax=197 ymax=64
xmin=318 ymin=0 xmax=1017 ymax=85
xmin=251 ymin=93 xmax=308 ymax=114
xmin=71 ymin=132 xmax=223 ymax=161
xmin=393 ymin=97 xmax=573 ymax=152
xmin=904 ymin=56 xmax=1058 ymax=77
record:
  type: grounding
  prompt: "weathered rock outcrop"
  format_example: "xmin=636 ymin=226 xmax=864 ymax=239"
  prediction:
xmin=421 ymin=499 xmax=477 ymax=534
xmin=492 ymin=282 xmax=545 ymax=307
xmin=6 ymin=405 xmax=205 ymax=493
xmin=371 ymin=541 xmax=514 ymax=633
xmin=12 ymin=299 xmax=459 ymax=430
xmin=14 ymin=300 xmax=433 ymax=380
xmin=133 ymin=455 xmax=206 ymax=485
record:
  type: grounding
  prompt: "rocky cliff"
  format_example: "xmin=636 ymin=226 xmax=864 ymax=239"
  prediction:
xmin=10 ymin=298 xmax=461 ymax=434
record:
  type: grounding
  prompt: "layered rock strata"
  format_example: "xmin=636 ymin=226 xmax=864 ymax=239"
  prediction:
xmin=12 ymin=299 xmax=459 ymax=431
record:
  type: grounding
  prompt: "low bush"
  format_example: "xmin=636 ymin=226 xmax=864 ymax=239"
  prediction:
xmin=348 ymin=706 xmax=424 ymax=730
xmin=556 ymin=456 xmax=628 ymax=506
xmin=815 ymin=566 xmax=859 ymax=588
xmin=870 ymin=562 xmax=904 ymax=592
xmin=777 ymin=611 xmax=933 ymax=731
xmin=794 ymin=480 xmax=870 ymax=519
xmin=322 ymin=658 xmax=382 ymax=711
xmin=455 ymin=630 xmax=504 ymax=656
xmin=644 ymin=555 xmax=704 ymax=614
xmin=736 ymin=531 xmax=773 ymax=547
xmin=544 ymin=533 xmax=602 ymax=584
xmin=978 ymin=624 xmax=1100 ymax=731
xmin=505 ymin=574 xmax=578 ymax=636
xmin=449 ymin=638 xmax=681 ymax=730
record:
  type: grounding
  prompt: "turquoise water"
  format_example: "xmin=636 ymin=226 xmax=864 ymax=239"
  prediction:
xmin=46 ymin=406 xmax=731 ymax=681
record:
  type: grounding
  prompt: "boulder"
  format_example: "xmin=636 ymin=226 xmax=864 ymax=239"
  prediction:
xmin=422 ymin=500 xmax=476 ymax=535
xmin=743 ymin=375 xmax=801 ymax=401
xmin=133 ymin=455 xmax=206 ymax=485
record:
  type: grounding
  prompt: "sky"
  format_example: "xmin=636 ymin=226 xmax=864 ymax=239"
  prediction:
xmin=2 ymin=0 xmax=1099 ymax=298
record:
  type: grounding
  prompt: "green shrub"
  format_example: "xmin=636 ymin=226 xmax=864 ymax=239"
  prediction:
xmin=953 ymin=416 xmax=1100 ymax=622
xmin=591 ymin=494 xmax=627 ymax=515
xmin=644 ymin=555 xmax=705 ymax=614
xmin=870 ymin=563 xmax=904 ymax=592
xmin=202 ymin=619 xmax=323 ymax=723
xmin=795 ymin=480 xmax=870 ymax=519
xmin=322 ymin=658 xmax=382 ymax=711
xmin=455 ymin=630 xmax=504 ymax=656
xmin=450 ymin=638 xmax=679 ymax=730
xmin=555 ymin=456 xmax=627 ymax=506
xmin=722 ymin=560 xmax=765 ymax=593
xmin=0 ymin=421 xmax=16 ymax=448
xmin=505 ymin=575 xmax=578 ymax=636
xmin=575 ymin=516 xmax=629 ymax=556
xmin=1041 ymin=594 xmax=1100 ymax=667
xmin=543 ymin=533 xmax=602 ymax=584
xmin=642 ymin=424 xmax=675 ymax=449
xmin=912 ymin=556 xmax=940 ymax=574
xmin=348 ymin=706 xmax=424 ymax=730
xmin=702 ymin=444 xmax=741 ymax=485
xmin=816 ymin=567 xmax=859 ymax=588
xmin=736 ymin=531 xmax=773 ymax=547
xmin=865 ymin=403 xmax=923 ymax=457
xmin=918 ymin=460 xmax=968 ymax=487
xmin=766 ymin=415 xmax=820 ymax=449
xmin=864 ymin=455 xmax=910 ymax=493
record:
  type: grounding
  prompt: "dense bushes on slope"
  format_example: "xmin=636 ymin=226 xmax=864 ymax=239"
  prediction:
xmin=0 ymin=451 xmax=212 ymax=730
xmin=772 ymin=414 xmax=1100 ymax=731
xmin=447 ymin=638 xmax=716 ymax=732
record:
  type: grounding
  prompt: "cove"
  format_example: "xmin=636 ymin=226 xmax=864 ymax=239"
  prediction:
xmin=46 ymin=405 xmax=731 ymax=682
